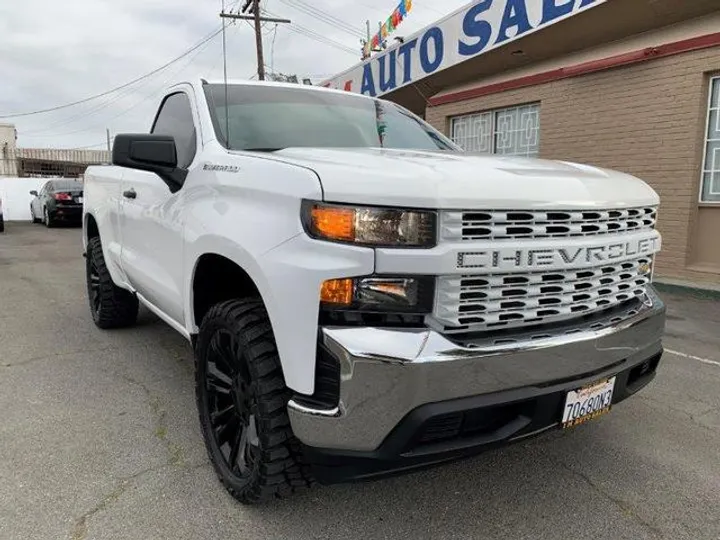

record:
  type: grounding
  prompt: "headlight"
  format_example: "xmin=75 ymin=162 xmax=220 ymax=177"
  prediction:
xmin=320 ymin=276 xmax=434 ymax=313
xmin=302 ymin=201 xmax=437 ymax=248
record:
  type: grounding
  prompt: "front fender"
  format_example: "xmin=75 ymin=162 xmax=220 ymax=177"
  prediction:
xmin=259 ymin=235 xmax=374 ymax=394
xmin=185 ymin=234 xmax=373 ymax=394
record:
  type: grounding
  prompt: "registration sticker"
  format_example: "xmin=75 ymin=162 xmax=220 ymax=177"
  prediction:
xmin=562 ymin=377 xmax=615 ymax=428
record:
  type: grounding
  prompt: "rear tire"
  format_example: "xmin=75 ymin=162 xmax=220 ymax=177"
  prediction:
xmin=195 ymin=299 xmax=314 ymax=504
xmin=86 ymin=237 xmax=138 ymax=329
xmin=44 ymin=207 xmax=54 ymax=228
xmin=0 ymin=215 xmax=4 ymax=233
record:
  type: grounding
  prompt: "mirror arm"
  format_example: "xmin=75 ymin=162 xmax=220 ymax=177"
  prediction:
xmin=158 ymin=168 xmax=188 ymax=193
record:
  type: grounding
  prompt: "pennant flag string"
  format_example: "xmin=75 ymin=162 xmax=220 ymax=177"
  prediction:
xmin=365 ymin=0 xmax=413 ymax=56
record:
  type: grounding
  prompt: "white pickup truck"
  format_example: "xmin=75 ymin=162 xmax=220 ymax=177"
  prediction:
xmin=83 ymin=79 xmax=665 ymax=504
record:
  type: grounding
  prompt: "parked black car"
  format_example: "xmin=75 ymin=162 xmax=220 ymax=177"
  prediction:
xmin=0 ymin=194 xmax=4 ymax=233
xmin=30 ymin=180 xmax=84 ymax=227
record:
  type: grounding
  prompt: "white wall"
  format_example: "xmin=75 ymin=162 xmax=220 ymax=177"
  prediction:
xmin=0 ymin=177 xmax=56 ymax=220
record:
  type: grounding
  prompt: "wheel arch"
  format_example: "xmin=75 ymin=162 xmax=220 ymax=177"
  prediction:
xmin=187 ymin=231 xmax=331 ymax=394
xmin=83 ymin=212 xmax=100 ymax=251
xmin=191 ymin=253 xmax=262 ymax=330
xmin=186 ymin=229 xmax=374 ymax=396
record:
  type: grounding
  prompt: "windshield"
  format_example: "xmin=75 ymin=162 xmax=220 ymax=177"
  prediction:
xmin=51 ymin=180 xmax=82 ymax=190
xmin=203 ymin=84 xmax=460 ymax=152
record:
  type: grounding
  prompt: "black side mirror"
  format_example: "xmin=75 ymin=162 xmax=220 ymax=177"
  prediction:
xmin=30 ymin=190 xmax=38 ymax=196
xmin=112 ymin=134 xmax=187 ymax=192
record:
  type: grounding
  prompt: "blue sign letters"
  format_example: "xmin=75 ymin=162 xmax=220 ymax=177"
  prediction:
xmin=419 ymin=27 xmax=444 ymax=74
xmin=341 ymin=0 xmax=604 ymax=97
xmin=378 ymin=50 xmax=397 ymax=92
xmin=495 ymin=0 xmax=532 ymax=44
xmin=540 ymin=0 xmax=576 ymax=25
xmin=361 ymin=63 xmax=376 ymax=96
xmin=398 ymin=38 xmax=418 ymax=84
xmin=458 ymin=0 xmax=494 ymax=57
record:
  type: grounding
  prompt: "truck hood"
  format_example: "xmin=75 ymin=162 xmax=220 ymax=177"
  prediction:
xmin=266 ymin=148 xmax=659 ymax=210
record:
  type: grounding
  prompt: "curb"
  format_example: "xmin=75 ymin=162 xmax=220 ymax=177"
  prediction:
xmin=654 ymin=281 xmax=720 ymax=301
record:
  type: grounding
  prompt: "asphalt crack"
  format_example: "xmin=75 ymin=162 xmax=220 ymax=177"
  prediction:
xmin=70 ymin=482 xmax=126 ymax=540
xmin=68 ymin=461 xmax=212 ymax=539
xmin=1 ymin=345 xmax=119 ymax=369
xmin=69 ymin=463 xmax=173 ymax=540
xmin=114 ymin=372 xmax=186 ymax=468
xmin=561 ymin=462 xmax=665 ymax=538
xmin=638 ymin=396 xmax=718 ymax=433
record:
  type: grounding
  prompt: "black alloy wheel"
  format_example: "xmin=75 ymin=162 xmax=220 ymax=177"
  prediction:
xmin=88 ymin=253 xmax=102 ymax=317
xmin=205 ymin=328 xmax=260 ymax=478
xmin=85 ymin=237 xmax=138 ymax=329
xmin=195 ymin=299 xmax=313 ymax=504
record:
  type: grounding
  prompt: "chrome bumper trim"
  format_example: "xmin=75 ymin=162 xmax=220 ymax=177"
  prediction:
xmin=288 ymin=287 xmax=666 ymax=452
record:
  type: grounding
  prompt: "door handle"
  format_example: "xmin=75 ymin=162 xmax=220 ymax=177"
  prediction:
xmin=122 ymin=189 xmax=137 ymax=200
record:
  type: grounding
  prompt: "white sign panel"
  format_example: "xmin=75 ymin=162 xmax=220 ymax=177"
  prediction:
xmin=321 ymin=0 xmax=606 ymax=97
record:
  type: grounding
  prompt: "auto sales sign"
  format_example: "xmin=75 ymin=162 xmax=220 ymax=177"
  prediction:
xmin=321 ymin=0 xmax=606 ymax=97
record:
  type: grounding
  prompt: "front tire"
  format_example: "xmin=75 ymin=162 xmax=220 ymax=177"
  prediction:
xmin=195 ymin=299 xmax=313 ymax=504
xmin=86 ymin=237 xmax=138 ymax=329
xmin=31 ymin=206 xmax=40 ymax=223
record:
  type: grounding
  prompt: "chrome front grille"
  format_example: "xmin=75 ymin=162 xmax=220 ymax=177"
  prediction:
xmin=433 ymin=256 xmax=652 ymax=334
xmin=442 ymin=207 xmax=657 ymax=241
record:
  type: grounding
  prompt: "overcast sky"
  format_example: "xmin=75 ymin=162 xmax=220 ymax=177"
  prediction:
xmin=0 ymin=0 xmax=469 ymax=150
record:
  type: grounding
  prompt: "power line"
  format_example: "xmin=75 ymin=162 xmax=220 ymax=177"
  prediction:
xmin=21 ymin=33 xmax=214 ymax=136
xmin=0 ymin=26 xmax=224 ymax=119
xmin=270 ymin=24 xmax=279 ymax=72
xmin=72 ymin=142 xmax=108 ymax=150
xmin=356 ymin=0 xmax=446 ymax=16
xmin=277 ymin=0 xmax=365 ymax=39
xmin=263 ymin=8 xmax=358 ymax=55
xmin=22 ymin=31 xmax=220 ymax=139
xmin=285 ymin=0 xmax=365 ymax=36
xmin=282 ymin=24 xmax=358 ymax=55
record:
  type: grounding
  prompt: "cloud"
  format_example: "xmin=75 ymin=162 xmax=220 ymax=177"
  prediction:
xmin=0 ymin=0 xmax=467 ymax=149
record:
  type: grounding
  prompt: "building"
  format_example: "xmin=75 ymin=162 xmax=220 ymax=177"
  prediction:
xmin=322 ymin=0 xmax=720 ymax=287
xmin=1 ymin=123 xmax=109 ymax=178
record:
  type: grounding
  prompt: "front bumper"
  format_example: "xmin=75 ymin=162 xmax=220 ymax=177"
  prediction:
xmin=288 ymin=287 xmax=665 ymax=475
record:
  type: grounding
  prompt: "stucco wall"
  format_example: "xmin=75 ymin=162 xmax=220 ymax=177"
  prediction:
xmin=0 ymin=177 xmax=55 ymax=221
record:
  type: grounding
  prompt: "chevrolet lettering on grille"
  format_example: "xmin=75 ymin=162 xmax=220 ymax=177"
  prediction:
xmin=457 ymin=236 xmax=660 ymax=271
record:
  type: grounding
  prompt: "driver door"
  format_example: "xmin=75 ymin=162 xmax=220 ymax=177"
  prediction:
xmin=119 ymin=90 xmax=198 ymax=326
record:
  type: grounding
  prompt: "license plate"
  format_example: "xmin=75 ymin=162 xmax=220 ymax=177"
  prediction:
xmin=562 ymin=377 xmax=616 ymax=428
xmin=76 ymin=197 xmax=83 ymax=203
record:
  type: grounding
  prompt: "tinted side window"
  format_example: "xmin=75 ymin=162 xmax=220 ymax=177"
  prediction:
xmin=151 ymin=92 xmax=197 ymax=169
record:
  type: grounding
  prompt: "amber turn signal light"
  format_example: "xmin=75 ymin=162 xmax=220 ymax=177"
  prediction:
xmin=310 ymin=206 xmax=356 ymax=242
xmin=302 ymin=201 xmax=437 ymax=248
xmin=320 ymin=278 xmax=354 ymax=305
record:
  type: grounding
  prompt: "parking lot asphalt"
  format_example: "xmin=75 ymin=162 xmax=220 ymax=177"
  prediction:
xmin=0 ymin=221 xmax=719 ymax=540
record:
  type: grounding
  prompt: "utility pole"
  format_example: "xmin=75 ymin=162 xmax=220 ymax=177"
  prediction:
xmin=220 ymin=1 xmax=290 ymax=81
xmin=362 ymin=20 xmax=371 ymax=60
xmin=106 ymin=128 xmax=111 ymax=153
xmin=251 ymin=0 xmax=265 ymax=81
